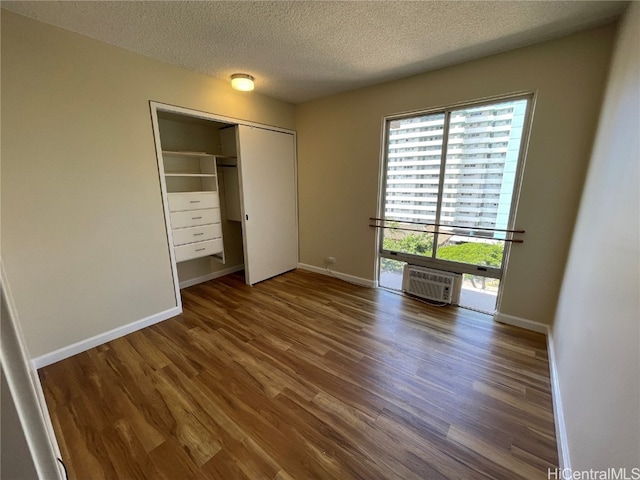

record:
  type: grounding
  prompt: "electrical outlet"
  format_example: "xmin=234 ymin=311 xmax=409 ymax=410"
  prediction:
xmin=325 ymin=256 xmax=336 ymax=265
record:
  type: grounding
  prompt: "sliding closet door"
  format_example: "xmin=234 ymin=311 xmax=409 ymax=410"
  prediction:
xmin=237 ymin=125 xmax=298 ymax=285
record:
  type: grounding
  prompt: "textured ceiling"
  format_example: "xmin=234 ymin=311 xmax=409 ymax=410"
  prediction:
xmin=2 ymin=1 xmax=628 ymax=104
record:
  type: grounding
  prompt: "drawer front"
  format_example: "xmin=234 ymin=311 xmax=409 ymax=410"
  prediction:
xmin=168 ymin=192 xmax=219 ymax=212
xmin=170 ymin=208 xmax=221 ymax=229
xmin=172 ymin=224 xmax=222 ymax=246
xmin=174 ymin=238 xmax=224 ymax=263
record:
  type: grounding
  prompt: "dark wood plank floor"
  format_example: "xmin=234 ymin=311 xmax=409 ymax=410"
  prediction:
xmin=39 ymin=270 xmax=557 ymax=479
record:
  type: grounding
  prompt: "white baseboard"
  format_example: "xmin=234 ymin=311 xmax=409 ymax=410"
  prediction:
xmin=493 ymin=312 xmax=549 ymax=334
xmin=179 ymin=264 xmax=244 ymax=289
xmin=297 ymin=263 xmax=377 ymax=288
xmin=32 ymin=306 xmax=181 ymax=369
xmin=546 ymin=329 xmax=571 ymax=472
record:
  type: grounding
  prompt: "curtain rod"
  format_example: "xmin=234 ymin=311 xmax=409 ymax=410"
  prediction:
xmin=369 ymin=217 xmax=525 ymax=234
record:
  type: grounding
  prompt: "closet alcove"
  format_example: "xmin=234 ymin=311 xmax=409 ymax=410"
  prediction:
xmin=150 ymin=102 xmax=298 ymax=305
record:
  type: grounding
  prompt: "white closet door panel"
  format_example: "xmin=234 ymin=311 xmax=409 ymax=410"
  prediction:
xmin=238 ymin=126 xmax=297 ymax=285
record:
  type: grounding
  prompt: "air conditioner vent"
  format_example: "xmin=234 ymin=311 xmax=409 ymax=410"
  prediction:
xmin=402 ymin=265 xmax=462 ymax=304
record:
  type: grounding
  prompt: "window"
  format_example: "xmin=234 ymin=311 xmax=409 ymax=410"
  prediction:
xmin=378 ymin=96 xmax=532 ymax=312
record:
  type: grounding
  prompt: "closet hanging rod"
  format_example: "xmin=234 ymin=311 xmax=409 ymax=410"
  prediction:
xmin=369 ymin=223 xmax=524 ymax=243
xmin=369 ymin=217 xmax=525 ymax=234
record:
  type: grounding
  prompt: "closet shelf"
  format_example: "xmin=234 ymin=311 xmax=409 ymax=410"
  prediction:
xmin=162 ymin=150 xmax=236 ymax=162
xmin=166 ymin=190 xmax=217 ymax=195
xmin=164 ymin=173 xmax=217 ymax=178
xmin=162 ymin=150 xmax=214 ymax=158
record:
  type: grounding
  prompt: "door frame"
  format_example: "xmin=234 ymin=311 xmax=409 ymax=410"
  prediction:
xmin=149 ymin=101 xmax=298 ymax=302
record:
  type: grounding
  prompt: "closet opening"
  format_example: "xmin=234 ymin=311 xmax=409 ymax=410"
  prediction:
xmin=154 ymin=110 xmax=245 ymax=292
xmin=149 ymin=102 xmax=298 ymax=308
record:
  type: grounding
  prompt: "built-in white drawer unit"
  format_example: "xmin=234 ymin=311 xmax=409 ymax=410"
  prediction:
xmin=174 ymin=238 xmax=224 ymax=263
xmin=169 ymin=208 xmax=221 ymax=229
xmin=160 ymin=150 xmax=226 ymax=266
xmin=167 ymin=192 xmax=219 ymax=212
xmin=172 ymin=224 xmax=222 ymax=247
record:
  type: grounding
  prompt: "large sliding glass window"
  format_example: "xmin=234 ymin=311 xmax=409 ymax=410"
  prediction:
xmin=378 ymin=96 xmax=531 ymax=311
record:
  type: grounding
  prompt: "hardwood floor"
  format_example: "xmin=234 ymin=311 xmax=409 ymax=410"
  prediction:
xmin=39 ymin=270 xmax=557 ymax=480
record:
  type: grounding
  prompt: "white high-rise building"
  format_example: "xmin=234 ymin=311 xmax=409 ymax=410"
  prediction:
xmin=385 ymin=100 xmax=527 ymax=238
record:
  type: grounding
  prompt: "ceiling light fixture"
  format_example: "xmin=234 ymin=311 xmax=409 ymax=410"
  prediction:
xmin=231 ymin=73 xmax=255 ymax=92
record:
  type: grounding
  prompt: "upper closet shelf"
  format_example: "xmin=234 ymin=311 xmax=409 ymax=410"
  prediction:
xmin=162 ymin=150 xmax=213 ymax=158
xmin=164 ymin=173 xmax=216 ymax=177
xmin=162 ymin=150 xmax=235 ymax=162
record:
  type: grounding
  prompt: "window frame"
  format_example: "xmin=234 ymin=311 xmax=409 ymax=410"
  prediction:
xmin=376 ymin=92 xmax=535 ymax=281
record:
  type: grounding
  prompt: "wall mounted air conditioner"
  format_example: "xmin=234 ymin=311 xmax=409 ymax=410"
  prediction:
xmin=402 ymin=265 xmax=462 ymax=304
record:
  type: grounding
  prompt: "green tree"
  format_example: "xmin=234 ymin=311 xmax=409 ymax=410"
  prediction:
xmin=436 ymin=242 xmax=503 ymax=267
xmin=437 ymin=242 xmax=504 ymax=290
xmin=383 ymin=232 xmax=433 ymax=256
xmin=381 ymin=232 xmax=433 ymax=272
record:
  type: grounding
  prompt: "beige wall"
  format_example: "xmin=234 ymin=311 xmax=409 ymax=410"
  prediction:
xmin=1 ymin=11 xmax=295 ymax=358
xmin=553 ymin=3 xmax=639 ymax=470
xmin=296 ymin=24 xmax=616 ymax=325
